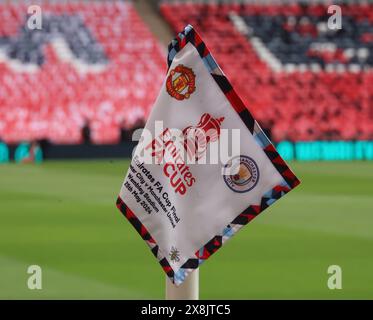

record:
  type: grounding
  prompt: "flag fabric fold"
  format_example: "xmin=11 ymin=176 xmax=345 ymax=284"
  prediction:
xmin=116 ymin=25 xmax=300 ymax=286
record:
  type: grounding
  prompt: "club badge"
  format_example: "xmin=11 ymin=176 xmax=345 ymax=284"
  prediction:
xmin=223 ymin=156 xmax=259 ymax=193
xmin=166 ymin=64 xmax=196 ymax=100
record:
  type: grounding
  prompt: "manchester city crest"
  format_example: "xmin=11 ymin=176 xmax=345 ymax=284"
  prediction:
xmin=166 ymin=64 xmax=196 ymax=100
xmin=223 ymin=156 xmax=259 ymax=193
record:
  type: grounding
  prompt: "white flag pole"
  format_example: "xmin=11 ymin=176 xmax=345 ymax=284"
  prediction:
xmin=165 ymin=269 xmax=199 ymax=300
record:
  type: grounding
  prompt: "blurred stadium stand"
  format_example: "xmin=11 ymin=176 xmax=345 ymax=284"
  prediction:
xmin=160 ymin=0 xmax=373 ymax=142
xmin=0 ymin=0 xmax=372 ymax=156
xmin=0 ymin=1 xmax=164 ymax=145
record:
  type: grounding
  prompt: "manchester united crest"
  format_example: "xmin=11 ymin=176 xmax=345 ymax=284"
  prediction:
xmin=166 ymin=64 xmax=196 ymax=100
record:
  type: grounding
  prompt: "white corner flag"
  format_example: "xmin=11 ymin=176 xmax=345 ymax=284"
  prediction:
xmin=116 ymin=25 xmax=300 ymax=287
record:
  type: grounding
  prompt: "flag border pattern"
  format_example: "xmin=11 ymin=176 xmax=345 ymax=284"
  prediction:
xmin=116 ymin=25 xmax=300 ymax=286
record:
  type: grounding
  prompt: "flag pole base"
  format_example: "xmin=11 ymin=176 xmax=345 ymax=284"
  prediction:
xmin=165 ymin=269 xmax=199 ymax=300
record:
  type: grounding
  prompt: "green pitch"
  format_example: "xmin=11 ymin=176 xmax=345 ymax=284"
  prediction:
xmin=0 ymin=160 xmax=372 ymax=299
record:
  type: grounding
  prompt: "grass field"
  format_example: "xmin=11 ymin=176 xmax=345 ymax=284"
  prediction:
xmin=0 ymin=160 xmax=372 ymax=299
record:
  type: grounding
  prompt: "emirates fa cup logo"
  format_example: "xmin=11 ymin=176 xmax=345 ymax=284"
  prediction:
xmin=183 ymin=113 xmax=225 ymax=161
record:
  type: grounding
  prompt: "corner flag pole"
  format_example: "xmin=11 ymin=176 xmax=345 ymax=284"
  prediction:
xmin=165 ymin=269 xmax=199 ymax=300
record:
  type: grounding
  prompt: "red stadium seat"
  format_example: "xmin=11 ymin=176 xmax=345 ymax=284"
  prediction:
xmin=160 ymin=2 xmax=373 ymax=142
xmin=0 ymin=1 xmax=164 ymax=144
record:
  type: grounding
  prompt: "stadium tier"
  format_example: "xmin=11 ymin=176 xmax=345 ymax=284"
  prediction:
xmin=0 ymin=1 xmax=164 ymax=144
xmin=1 ymin=1 xmax=372 ymax=145
xmin=160 ymin=2 xmax=373 ymax=142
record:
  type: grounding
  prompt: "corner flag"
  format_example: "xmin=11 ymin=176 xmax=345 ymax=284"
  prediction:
xmin=116 ymin=25 xmax=300 ymax=286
